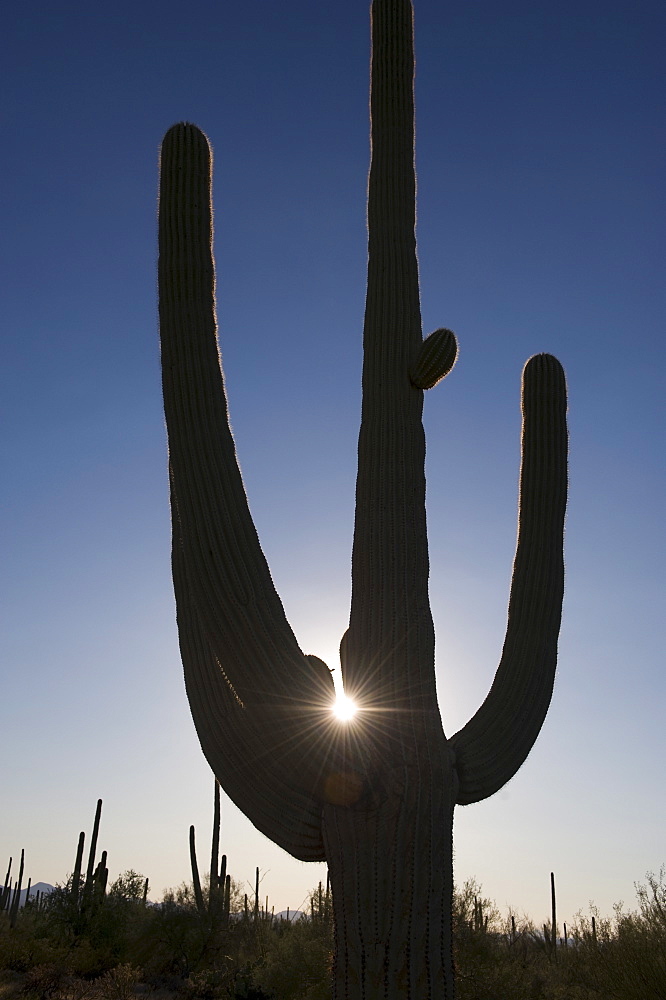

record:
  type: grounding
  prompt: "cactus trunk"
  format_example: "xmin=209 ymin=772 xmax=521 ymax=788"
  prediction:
xmin=158 ymin=0 xmax=568 ymax=995
xmin=345 ymin=0 xmax=435 ymax=717
xmin=325 ymin=768 xmax=456 ymax=996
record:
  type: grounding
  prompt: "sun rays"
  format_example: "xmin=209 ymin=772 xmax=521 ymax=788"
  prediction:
xmin=333 ymin=694 xmax=358 ymax=722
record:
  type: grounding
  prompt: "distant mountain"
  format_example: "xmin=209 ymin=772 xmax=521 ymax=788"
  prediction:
xmin=5 ymin=881 xmax=55 ymax=908
xmin=28 ymin=881 xmax=55 ymax=897
xmin=228 ymin=908 xmax=306 ymax=923
xmin=274 ymin=909 xmax=306 ymax=922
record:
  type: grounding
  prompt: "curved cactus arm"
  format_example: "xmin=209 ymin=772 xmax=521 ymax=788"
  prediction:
xmin=160 ymin=123 xmax=337 ymax=853
xmin=159 ymin=123 xmax=334 ymax=714
xmin=450 ymin=353 xmax=568 ymax=805
xmin=172 ymin=511 xmax=328 ymax=859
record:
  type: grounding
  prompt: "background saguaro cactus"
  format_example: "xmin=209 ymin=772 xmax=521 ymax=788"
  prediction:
xmin=158 ymin=0 xmax=568 ymax=996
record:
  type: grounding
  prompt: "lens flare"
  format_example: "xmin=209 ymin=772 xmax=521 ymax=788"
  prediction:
xmin=333 ymin=695 xmax=357 ymax=722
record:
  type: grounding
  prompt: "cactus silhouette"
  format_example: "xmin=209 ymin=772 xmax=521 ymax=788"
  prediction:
xmin=158 ymin=1 xmax=567 ymax=996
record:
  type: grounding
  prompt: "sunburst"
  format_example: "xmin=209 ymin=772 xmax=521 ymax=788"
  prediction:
xmin=332 ymin=694 xmax=358 ymax=722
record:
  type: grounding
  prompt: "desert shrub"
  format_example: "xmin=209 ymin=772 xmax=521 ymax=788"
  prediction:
xmin=181 ymin=968 xmax=229 ymax=999
xmin=1 ymin=875 xmax=152 ymax=979
xmin=249 ymin=920 xmax=332 ymax=1000
xmin=20 ymin=963 xmax=72 ymax=1000
xmin=137 ymin=885 xmax=214 ymax=979
xmin=0 ymin=911 xmax=73 ymax=975
xmin=575 ymin=899 xmax=666 ymax=1000
xmin=36 ymin=883 xmax=116 ymax=971
xmin=88 ymin=964 xmax=141 ymax=1000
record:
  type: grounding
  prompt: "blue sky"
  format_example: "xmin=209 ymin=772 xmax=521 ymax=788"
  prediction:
xmin=2 ymin=0 xmax=664 ymax=926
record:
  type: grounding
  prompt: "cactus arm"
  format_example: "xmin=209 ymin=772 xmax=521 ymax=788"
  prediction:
xmin=159 ymin=123 xmax=328 ymax=711
xmin=159 ymin=124 xmax=336 ymax=857
xmin=171 ymin=501 xmax=327 ymax=860
xmin=450 ymin=353 xmax=568 ymax=805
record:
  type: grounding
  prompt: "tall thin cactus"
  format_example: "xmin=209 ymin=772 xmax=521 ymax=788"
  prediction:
xmin=158 ymin=0 xmax=568 ymax=995
xmin=93 ymin=852 xmax=108 ymax=902
xmin=189 ymin=825 xmax=205 ymax=916
xmin=67 ymin=800 xmax=106 ymax=922
xmin=84 ymin=799 xmax=103 ymax=893
xmin=9 ymin=849 xmax=24 ymax=929
xmin=189 ymin=778 xmax=231 ymax=928
xmin=209 ymin=780 xmax=221 ymax=909
xmin=1 ymin=858 xmax=11 ymax=912
xmin=550 ymin=871 xmax=558 ymax=959
xmin=71 ymin=831 xmax=85 ymax=903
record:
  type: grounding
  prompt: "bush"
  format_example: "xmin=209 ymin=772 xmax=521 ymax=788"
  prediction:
xmin=250 ymin=920 xmax=332 ymax=1000
xmin=21 ymin=964 xmax=72 ymax=1000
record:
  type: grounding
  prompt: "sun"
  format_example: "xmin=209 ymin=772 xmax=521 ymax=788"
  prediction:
xmin=333 ymin=694 xmax=358 ymax=722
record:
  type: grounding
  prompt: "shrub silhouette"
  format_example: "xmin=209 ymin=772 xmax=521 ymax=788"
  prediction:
xmin=3 ymin=872 xmax=666 ymax=998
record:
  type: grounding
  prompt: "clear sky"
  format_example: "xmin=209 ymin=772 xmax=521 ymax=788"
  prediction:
xmin=2 ymin=0 xmax=664 ymax=928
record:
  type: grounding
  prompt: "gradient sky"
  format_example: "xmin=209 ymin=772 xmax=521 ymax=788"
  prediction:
xmin=2 ymin=0 xmax=664 ymax=928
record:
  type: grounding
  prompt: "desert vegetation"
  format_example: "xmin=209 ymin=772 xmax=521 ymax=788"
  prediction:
xmin=2 ymin=867 xmax=665 ymax=1000
xmin=2 ymin=798 xmax=664 ymax=997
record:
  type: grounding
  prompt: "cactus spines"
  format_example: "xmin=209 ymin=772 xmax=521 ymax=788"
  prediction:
xmin=158 ymin=0 xmax=568 ymax=994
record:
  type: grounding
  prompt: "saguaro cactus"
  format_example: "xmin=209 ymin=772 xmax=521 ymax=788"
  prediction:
xmin=158 ymin=1 xmax=567 ymax=996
